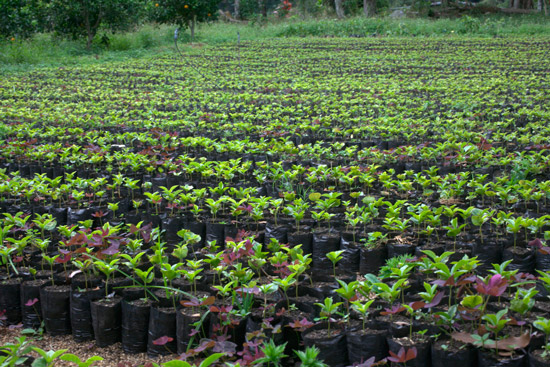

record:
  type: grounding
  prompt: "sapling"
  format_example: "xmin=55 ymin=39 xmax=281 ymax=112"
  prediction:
xmin=31 ymin=347 xmax=67 ymax=367
xmin=335 ymin=279 xmax=358 ymax=321
xmin=183 ymin=259 xmax=203 ymax=296
xmin=60 ymin=353 xmax=104 ymax=367
xmin=351 ymin=299 xmax=375 ymax=332
xmin=134 ymin=266 xmax=155 ymax=300
xmin=506 ymin=217 xmax=524 ymax=250
xmin=294 ymin=346 xmax=328 ymax=367
xmin=94 ymin=259 xmax=119 ymax=297
xmin=273 ymin=274 xmax=296 ymax=309
xmin=314 ymin=297 xmax=342 ymax=338
xmin=0 ymin=245 xmax=17 ymax=277
xmin=43 ymin=254 xmax=59 ymax=286
xmin=258 ymin=283 xmax=278 ymax=318
xmin=107 ymin=202 xmax=119 ymax=220
xmin=254 ymin=339 xmax=288 ymax=367
xmin=482 ymin=308 xmax=510 ymax=354
xmin=160 ymin=262 xmax=182 ymax=307
xmin=533 ymin=317 xmax=550 ymax=358
xmin=402 ymin=301 xmax=426 ymax=339
xmin=32 ymin=213 xmax=57 ymax=241
xmin=443 ymin=217 xmax=466 ymax=252
xmin=326 ymin=250 xmax=344 ymax=278
xmin=120 ymin=252 xmax=145 ymax=286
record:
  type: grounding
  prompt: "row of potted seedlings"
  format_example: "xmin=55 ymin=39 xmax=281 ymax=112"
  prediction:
xmin=2 ymin=214 xmax=550 ymax=366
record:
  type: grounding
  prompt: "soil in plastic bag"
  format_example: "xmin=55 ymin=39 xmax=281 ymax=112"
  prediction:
xmin=288 ymin=232 xmax=313 ymax=254
xmin=205 ymin=222 xmax=225 ymax=248
xmin=502 ymin=246 xmax=535 ymax=273
xmin=70 ymin=288 xmax=103 ymax=342
xmin=48 ymin=207 xmax=68 ymax=226
xmin=265 ymin=224 xmax=289 ymax=246
xmin=528 ymin=349 xmax=549 ymax=367
xmin=21 ymin=279 xmax=47 ymax=329
xmin=183 ymin=222 xmax=206 ymax=249
xmin=176 ymin=308 xmax=210 ymax=355
xmin=0 ymin=278 xmax=22 ymax=326
xmin=347 ymin=328 xmax=388 ymax=364
xmin=535 ymin=251 xmax=550 ymax=272
xmin=147 ymin=306 xmax=177 ymax=357
xmin=67 ymin=208 xmax=92 ymax=226
xmin=312 ymin=232 xmax=341 ymax=270
xmin=387 ymin=337 xmax=430 ymax=367
xmin=40 ymin=284 xmax=72 ymax=335
xmin=387 ymin=242 xmax=416 ymax=258
xmin=477 ymin=350 xmax=526 ymax=367
xmin=359 ymin=246 xmax=387 ymax=275
xmin=338 ymin=238 xmax=360 ymax=274
xmin=91 ymin=296 xmax=122 ymax=347
xmin=473 ymin=240 xmax=502 ymax=272
xmin=121 ymin=298 xmax=151 ymax=354
xmin=302 ymin=325 xmax=348 ymax=367
xmin=162 ymin=217 xmax=185 ymax=243
xmin=431 ymin=341 xmax=476 ymax=367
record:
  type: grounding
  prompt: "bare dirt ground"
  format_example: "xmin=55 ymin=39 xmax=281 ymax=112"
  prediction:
xmin=0 ymin=326 xmax=178 ymax=367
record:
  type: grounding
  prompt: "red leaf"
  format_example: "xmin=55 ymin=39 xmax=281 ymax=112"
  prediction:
xmin=152 ymin=336 xmax=173 ymax=345
xmin=25 ymin=298 xmax=38 ymax=307
xmin=405 ymin=347 xmax=417 ymax=361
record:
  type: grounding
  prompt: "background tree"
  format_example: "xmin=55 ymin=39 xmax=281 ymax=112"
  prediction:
xmin=0 ymin=0 xmax=44 ymax=38
xmin=49 ymin=0 xmax=146 ymax=49
xmin=153 ymin=0 xmax=219 ymax=41
xmin=334 ymin=0 xmax=344 ymax=17
xmin=364 ymin=0 xmax=375 ymax=16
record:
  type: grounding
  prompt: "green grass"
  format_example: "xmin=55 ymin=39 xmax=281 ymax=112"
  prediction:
xmin=1 ymin=14 xmax=549 ymax=74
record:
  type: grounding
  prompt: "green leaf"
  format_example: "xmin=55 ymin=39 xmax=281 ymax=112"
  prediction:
xmin=162 ymin=361 xmax=192 ymax=367
xmin=60 ymin=354 xmax=81 ymax=364
xmin=308 ymin=192 xmax=321 ymax=201
xmin=31 ymin=358 xmax=47 ymax=367
xmin=199 ymin=353 xmax=225 ymax=367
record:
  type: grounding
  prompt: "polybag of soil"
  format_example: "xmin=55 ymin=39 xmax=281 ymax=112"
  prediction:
xmin=70 ymin=288 xmax=103 ymax=342
xmin=91 ymin=296 xmax=122 ymax=347
xmin=121 ymin=298 xmax=151 ymax=353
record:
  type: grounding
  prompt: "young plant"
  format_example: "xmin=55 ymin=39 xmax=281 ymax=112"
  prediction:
xmin=94 ymin=259 xmax=120 ymax=297
xmin=533 ymin=317 xmax=550 ymax=358
xmin=272 ymin=274 xmax=296 ymax=309
xmin=31 ymin=347 xmax=68 ymax=367
xmin=351 ymin=299 xmax=375 ymax=332
xmin=253 ymin=339 xmax=287 ymax=367
xmin=134 ymin=266 xmax=155 ymax=300
xmin=443 ymin=217 xmax=466 ymax=251
xmin=481 ymin=308 xmax=510 ymax=354
xmin=326 ymin=250 xmax=344 ymax=278
xmin=294 ymin=346 xmax=328 ymax=367
xmin=314 ymin=297 xmax=342 ymax=337
xmin=387 ymin=347 xmax=417 ymax=366
xmin=59 ymin=354 xmax=104 ymax=367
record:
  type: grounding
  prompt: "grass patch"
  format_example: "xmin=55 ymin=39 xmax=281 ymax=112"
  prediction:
xmin=1 ymin=14 xmax=549 ymax=74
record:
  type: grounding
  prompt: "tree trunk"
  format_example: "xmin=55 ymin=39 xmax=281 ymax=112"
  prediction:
xmin=537 ymin=0 xmax=542 ymax=11
xmin=82 ymin=2 xmax=102 ymax=50
xmin=513 ymin=0 xmax=520 ymax=9
xmin=234 ymin=0 xmax=240 ymax=19
xmin=189 ymin=16 xmax=196 ymax=42
xmin=363 ymin=0 xmax=376 ymax=16
xmin=258 ymin=0 xmax=267 ymax=18
xmin=335 ymin=0 xmax=345 ymax=18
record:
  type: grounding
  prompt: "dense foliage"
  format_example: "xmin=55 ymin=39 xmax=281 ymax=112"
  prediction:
xmin=49 ymin=0 xmax=147 ymax=48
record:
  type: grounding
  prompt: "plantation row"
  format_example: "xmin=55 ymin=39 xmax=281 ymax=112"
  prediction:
xmin=1 ymin=38 xmax=550 ymax=367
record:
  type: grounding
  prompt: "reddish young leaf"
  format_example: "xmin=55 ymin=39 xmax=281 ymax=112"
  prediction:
xmin=25 ymin=298 xmax=38 ymax=307
xmin=152 ymin=336 xmax=174 ymax=345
